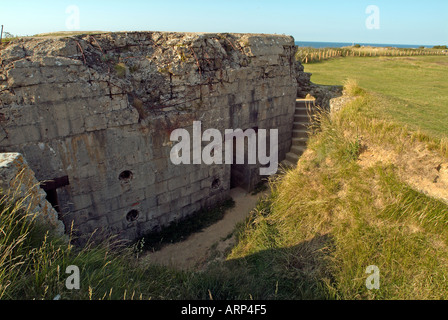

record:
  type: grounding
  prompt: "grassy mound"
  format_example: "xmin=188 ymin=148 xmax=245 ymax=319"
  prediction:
xmin=226 ymin=83 xmax=448 ymax=299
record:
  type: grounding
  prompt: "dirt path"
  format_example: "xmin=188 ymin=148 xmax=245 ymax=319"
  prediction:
xmin=139 ymin=187 xmax=267 ymax=270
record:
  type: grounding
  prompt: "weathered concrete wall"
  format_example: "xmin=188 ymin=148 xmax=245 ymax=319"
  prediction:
xmin=0 ymin=31 xmax=302 ymax=241
xmin=0 ymin=152 xmax=65 ymax=235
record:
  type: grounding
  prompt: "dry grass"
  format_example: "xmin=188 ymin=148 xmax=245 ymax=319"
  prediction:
xmin=226 ymin=81 xmax=448 ymax=299
xmin=342 ymin=79 xmax=365 ymax=97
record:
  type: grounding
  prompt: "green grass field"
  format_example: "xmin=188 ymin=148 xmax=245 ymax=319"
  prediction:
xmin=305 ymin=56 xmax=448 ymax=138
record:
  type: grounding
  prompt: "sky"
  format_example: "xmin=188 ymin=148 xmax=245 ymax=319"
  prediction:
xmin=0 ymin=0 xmax=447 ymax=46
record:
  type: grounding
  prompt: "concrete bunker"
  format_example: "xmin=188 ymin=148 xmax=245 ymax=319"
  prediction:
xmin=0 ymin=31 xmax=309 ymax=242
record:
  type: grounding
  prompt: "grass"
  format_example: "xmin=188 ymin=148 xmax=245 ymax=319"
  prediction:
xmin=226 ymin=84 xmax=448 ymax=299
xmin=0 ymin=32 xmax=109 ymax=46
xmin=33 ymin=31 xmax=108 ymax=37
xmin=250 ymin=180 xmax=269 ymax=195
xmin=114 ymin=63 xmax=127 ymax=78
xmin=0 ymin=38 xmax=15 ymax=45
xmin=305 ymin=56 xmax=448 ymax=138
xmin=296 ymin=46 xmax=447 ymax=64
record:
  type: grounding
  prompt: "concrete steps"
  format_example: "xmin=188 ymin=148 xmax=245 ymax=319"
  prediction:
xmin=280 ymin=99 xmax=316 ymax=169
xmin=285 ymin=151 xmax=300 ymax=163
xmin=291 ymin=145 xmax=306 ymax=155
xmin=293 ymin=122 xmax=308 ymax=131
xmin=292 ymin=129 xmax=309 ymax=138
xmin=294 ymin=107 xmax=309 ymax=115
xmin=294 ymin=114 xmax=311 ymax=122
xmin=292 ymin=137 xmax=308 ymax=147
xmin=280 ymin=159 xmax=295 ymax=168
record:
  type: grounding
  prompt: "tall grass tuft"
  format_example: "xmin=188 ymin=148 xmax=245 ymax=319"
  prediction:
xmin=0 ymin=193 xmax=33 ymax=298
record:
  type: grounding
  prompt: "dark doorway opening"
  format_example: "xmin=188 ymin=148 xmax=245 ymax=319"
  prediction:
xmin=230 ymin=127 xmax=258 ymax=191
xmin=41 ymin=176 xmax=70 ymax=213
xmin=45 ymin=188 xmax=60 ymax=212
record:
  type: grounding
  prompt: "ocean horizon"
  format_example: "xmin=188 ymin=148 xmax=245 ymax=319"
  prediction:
xmin=295 ymin=41 xmax=434 ymax=49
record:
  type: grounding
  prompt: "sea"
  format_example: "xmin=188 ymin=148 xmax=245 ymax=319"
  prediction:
xmin=295 ymin=41 xmax=432 ymax=49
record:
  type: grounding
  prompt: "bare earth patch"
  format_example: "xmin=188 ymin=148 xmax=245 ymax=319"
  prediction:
xmin=358 ymin=142 xmax=448 ymax=205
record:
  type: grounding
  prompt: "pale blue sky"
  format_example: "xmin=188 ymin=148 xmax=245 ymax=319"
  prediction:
xmin=1 ymin=0 xmax=447 ymax=45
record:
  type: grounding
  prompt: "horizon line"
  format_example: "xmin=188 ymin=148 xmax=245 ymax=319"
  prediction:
xmin=294 ymin=40 xmax=446 ymax=47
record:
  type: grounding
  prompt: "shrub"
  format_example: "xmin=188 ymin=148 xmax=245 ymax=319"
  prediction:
xmin=114 ymin=63 xmax=127 ymax=78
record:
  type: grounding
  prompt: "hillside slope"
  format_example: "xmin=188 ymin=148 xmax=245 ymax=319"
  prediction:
xmin=225 ymin=85 xmax=448 ymax=299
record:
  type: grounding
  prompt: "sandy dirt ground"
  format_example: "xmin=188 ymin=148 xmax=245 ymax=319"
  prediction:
xmin=357 ymin=142 xmax=448 ymax=205
xmin=139 ymin=187 xmax=268 ymax=270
